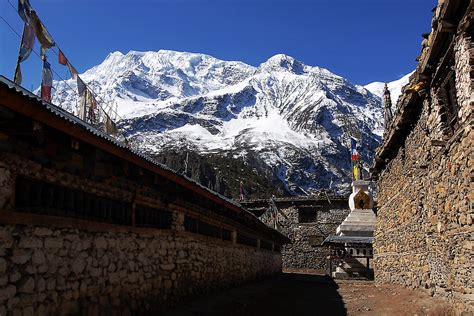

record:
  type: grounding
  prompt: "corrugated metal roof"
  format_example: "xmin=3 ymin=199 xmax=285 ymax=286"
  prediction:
xmin=0 ymin=75 xmax=290 ymax=242
xmin=0 ymin=75 xmax=240 ymax=206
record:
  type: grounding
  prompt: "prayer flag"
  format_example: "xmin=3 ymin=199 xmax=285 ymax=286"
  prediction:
xmin=350 ymin=137 xmax=359 ymax=161
xmin=105 ymin=116 xmax=118 ymax=135
xmin=77 ymin=77 xmax=87 ymax=95
xmin=350 ymin=137 xmax=361 ymax=180
xmin=77 ymin=77 xmax=87 ymax=120
xmin=67 ymin=62 xmax=78 ymax=79
xmin=353 ymin=165 xmax=359 ymax=181
xmin=239 ymin=181 xmax=245 ymax=200
xmin=41 ymin=59 xmax=53 ymax=102
xmin=14 ymin=23 xmax=35 ymax=85
xmin=86 ymin=90 xmax=98 ymax=124
xmin=58 ymin=49 xmax=68 ymax=65
xmin=18 ymin=0 xmax=55 ymax=52
xmin=18 ymin=0 xmax=33 ymax=24
xmin=18 ymin=23 xmax=34 ymax=62
xmin=30 ymin=10 xmax=55 ymax=51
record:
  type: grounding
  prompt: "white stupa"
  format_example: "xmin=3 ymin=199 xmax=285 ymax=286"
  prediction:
xmin=336 ymin=180 xmax=376 ymax=237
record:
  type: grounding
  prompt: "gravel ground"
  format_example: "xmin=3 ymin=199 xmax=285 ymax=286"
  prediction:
xmin=163 ymin=272 xmax=453 ymax=316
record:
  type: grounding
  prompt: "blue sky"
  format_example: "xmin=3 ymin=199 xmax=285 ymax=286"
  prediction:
xmin=0 ymin=0 xmax=435 ymax=90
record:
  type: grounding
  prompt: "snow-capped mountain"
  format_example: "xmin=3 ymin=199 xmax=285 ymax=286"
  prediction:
xmin=364 ymin=71 xmax=413 ymax=106
xmin=51 ymin=50 xmax=394 ymax=198
xmin=53 ymin=50 xmax=255 ymax=116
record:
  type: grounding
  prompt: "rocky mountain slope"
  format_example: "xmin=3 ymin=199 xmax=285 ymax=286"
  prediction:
xmin=51 ymin=50 xmax=406 ymax=199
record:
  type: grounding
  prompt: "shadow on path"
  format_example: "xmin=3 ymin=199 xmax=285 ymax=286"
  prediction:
xmin=164 ymin=273 xmax=346 ymax=316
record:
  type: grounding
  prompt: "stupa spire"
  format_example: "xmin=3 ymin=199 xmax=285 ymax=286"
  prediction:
xmin=383 ymin=83 xmax=393 ymax=129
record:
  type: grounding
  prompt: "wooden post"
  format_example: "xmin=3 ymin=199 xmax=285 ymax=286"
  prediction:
xmin=328 ymin=256 xmax=333 ymax=276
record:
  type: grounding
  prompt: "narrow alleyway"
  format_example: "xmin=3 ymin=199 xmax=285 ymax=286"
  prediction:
xmin=164 ymin=272 xmax=452 ymax=315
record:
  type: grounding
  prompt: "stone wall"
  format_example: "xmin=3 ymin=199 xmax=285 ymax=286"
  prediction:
xmin=373 ymin=29 xmax=473 ymax=312
xmin=0 ymin=105 xmax=285 ymax=314
xmin=259 ymin=202 xmax=349 ymax=271
xmin=0 ymin=224 xmax=281 ymax=315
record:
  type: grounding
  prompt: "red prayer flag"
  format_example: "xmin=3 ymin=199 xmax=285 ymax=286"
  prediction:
xmin=41 ymin=59 xmax=53 ymax=102
xmin=58 ymin=49 xmax=68 ymax=65
xmin=41 ymin=85 xmax=52 ymax=102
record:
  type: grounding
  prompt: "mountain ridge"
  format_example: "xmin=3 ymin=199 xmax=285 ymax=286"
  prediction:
xmin=51 ymin=50 xmax=408 ymax=198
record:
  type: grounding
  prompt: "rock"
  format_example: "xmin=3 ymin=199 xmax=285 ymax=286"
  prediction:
xmin=0 ymin=276 xmax=7 ymax=287
xmin=163 ymin=280 xmax=173 ymax=289
xmin=0 ymin=228 xmax=13 ymax=248
xmin=94 ymin=237 xmax=107 ymax=249
xmin=101 ymin=255 xmax=109 ymax=267
xmin=109 ymin=273 xmax=121 ymax=284
xmin=0 ymin=258 xmax=6 ymax=274
xmin=160 ymin=264 xmax=176 ymax=271
xmin=32 ymin=251 xmax=46 ymax=265
xmin=0 ymin=284 xmax=16 ymax=302
xmin=108 ymin=263 xmax=116 ymax=272
xmin=18 ymin=237 xmax=43 ymax=248
xmin=23 ymin=306 xmax=34 ymax=316
xmin=25 ymin=265 xmax=36 ymax=274
xmin=79 ymin=281 xmax=87 ymax=293
xmin=137 ymin=253 xmax=147 ymax=264
xmin=36 ymin=277 xmax=46 ymax=292
xmin=58 ymin=267 xmax=68 ymax=277
xmin=7 ymin=297 xmax=19 ymax=310
xmin=127 ymin=273 xmax=138 ymax=283
xmin=91 ymin=267 xmax=102 ymax=277
xmin=33 ymin=228 xmax=53 ymax=237
xmin=11 ymin=250 xmax=31 ymax=265
xmin=71 ymin=258 xmax=86 ymax=274
xmin=17 ymin=277 xmax=35 ymax=294
xmin=44 ymin=238 xmax=63 ymax=249
xmin=38 ymin=264 xmax=48 ymax=274
xmin=9 ymin=272 xmax=21 ymax=283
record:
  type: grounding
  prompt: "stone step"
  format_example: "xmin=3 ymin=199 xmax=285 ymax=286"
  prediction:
xmin=345 ymin=216 xmax=376 ymax=221
xmin=339 ymin=221 xmax=376 ymax=226
xmin=336 ymin=231 xmax=374 ymax=237
xmin=342 ymin=219 xmax=377 ymax=224
xmin=347 ymin=211 xmax=376 ymax=215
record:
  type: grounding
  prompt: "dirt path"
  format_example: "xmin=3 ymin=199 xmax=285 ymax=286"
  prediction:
xmin=164 ymin=272 xmax=452 ymax=315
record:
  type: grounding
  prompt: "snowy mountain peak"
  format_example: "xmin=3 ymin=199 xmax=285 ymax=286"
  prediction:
xmin=106 ymin=51 xmax=124 ymax=59
xmin=258 ymin=54 xmax=306 ymax=74
xmin=364 ymin=71 xmax=413 ymax=105
xmin=50 ymin=49 xmax=410 ymax=197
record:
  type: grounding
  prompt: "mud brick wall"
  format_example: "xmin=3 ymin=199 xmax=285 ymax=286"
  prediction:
xmin=374 ymin=31 xmax=473 ymax=312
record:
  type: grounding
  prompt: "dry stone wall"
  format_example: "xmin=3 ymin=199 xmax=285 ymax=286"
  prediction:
xmin=0 ymin=143 xmax=283 ymax=314
xmin=260 ymin=203 xmax=349 ymax=271
xmin=0 ymin=224 xmax=281 ymax=315
xmin=374 ymin=31 xmax=473 ymax=313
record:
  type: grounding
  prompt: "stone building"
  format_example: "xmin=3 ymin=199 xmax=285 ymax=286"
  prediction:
xmin=371 ymin=0 xmax=472 ymax=312
xmin=241 ymin=195 xmax=350 ymax=271
xmin=0 ymin=76 xmax=289 ymax=314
